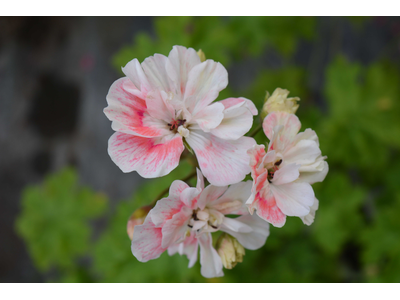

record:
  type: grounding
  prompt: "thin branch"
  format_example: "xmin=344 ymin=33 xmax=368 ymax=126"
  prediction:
xmin=248 ymin=123 xmax=262 ymax=137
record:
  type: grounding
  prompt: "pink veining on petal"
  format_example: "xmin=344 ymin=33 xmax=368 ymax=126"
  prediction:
xmin=105 ymin=77 xmax=166 ymax=138
xmin=247 ymin=144 xmax=267 ymax=182
xmin=108 ymin=132 xmax=184 ymax=178
xmin=254 ymin=191 xmax=286 ymax=227
xmin=219 ymin=97 xmax=246 ymax=109
xmin=263 ymin=111 xmax=301 ymax=142
xmin=131 ymin=216 xmax=166 ymax=262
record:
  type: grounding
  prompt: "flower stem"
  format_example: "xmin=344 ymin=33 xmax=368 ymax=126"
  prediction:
xmin=248 ymin=123 xmax=262 ymax=137
xmin=151 ymin=169 xmax=198 ymax=206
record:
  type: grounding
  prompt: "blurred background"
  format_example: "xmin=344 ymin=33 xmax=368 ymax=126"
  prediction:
xmin=1 ymin=16 xmax=400 ymax=283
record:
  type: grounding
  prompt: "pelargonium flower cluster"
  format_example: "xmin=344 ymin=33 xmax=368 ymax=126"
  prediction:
xmin=104 ymin=46 xmax=328 ymax=278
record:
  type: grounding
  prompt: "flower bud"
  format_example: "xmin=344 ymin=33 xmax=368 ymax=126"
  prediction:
xmin=127 ymin=205 xmax=152 ymax=240
xmin=216 ymin=233 xmax=245 ymax=269
xmin=197 ymin=49 xmax=206 ymax=62
xmin=261 ymin=88 xmax=300 ymax=120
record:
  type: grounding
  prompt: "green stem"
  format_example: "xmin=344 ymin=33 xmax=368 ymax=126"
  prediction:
xmin=248 ymin=123 xmax=262 ymax=137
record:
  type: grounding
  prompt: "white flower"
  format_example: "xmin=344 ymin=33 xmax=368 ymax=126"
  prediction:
xmin=131 ymin=169 xmax=269 ymax=278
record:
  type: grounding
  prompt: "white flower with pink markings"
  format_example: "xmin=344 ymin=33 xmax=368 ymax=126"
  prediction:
xmin=246 ymin=111 xmax=328 ymax=227
xmin=104 ymin=45 xmax=257 ymax=186
xmin=131 ymin=169 xmax=269 ymax=278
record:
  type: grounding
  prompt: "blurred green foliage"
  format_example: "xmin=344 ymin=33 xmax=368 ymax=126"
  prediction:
xmin=15 ymin=167 xmax=107 ymax=282
xmin=16 ymin=16 xmax=400 ymax=282
xmin=113 ymin=16 xmax=315 ymax=70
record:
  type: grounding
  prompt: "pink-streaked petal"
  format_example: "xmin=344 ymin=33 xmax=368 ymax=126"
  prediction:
xmin=131 ymin=215 xmax=166 ymax=262
xmin=220 ymin=217 xmax=253 ymax=233
xmin=168 ymin=233 xmax=199 ymax=268
xmin=169 ymin=180 xmax=190 ymax=201
xmin=151 ymin=181 xmax=188 ymax=227
xmin=198 ymin=233 xmax=224 ymax=278
xmin=211 ymin=181 xmax=253 ymax=215
xmin=122 ymin=58 xmax=151 ymax=96
xmin=108 ymin=132 xmax=184 ymax=178
xmin=283 ymin=139 xmax=322 ymax=166
xmin=211 ymin=104 xmax=254 ymax=140
xmin=271 ymin=182 xmax=315 ymax=217
xmin=105 ymin=78 xmax=166 ymax=138
xmin=186 ymin=131 xmax=256 ymax=186
xmin=193 ymin=102 xmax=225 ymax=132
xmin=165 ymin=46 xmax=201 ymax=98
xmin=180 ymin=187 xmax=201 ymax=210
xmin=263 ymin=111 xmax=301 ymax=142
xmin=247 ymin=144 xmax=267 ymax=180
xmin=272 ymin=163 xmax=300 ymax=186
xmin=197 ymin=185 xmax=228 ymax=210
xmin=142 ymin=53 xmax=174 ymax=92
xmin=254 ymin=190 xmax=287 ymax=228
xmin=300 ymin=197 xmax=319 ymax=226
xmin=161 ymin=207 xmax=192 ymax=248
xmin=221 ymin=214 xmax=270 ymax=250
xmin=184 ymin=60 xmax=228 ymax=115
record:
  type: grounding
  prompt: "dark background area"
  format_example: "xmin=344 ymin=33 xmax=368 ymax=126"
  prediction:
xmin=0 ymin=17 xmax=154 ymax=282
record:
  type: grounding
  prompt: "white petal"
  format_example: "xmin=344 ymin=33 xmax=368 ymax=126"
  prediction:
xmin=197 ymin=184 xmax=228 ymax=210
xmin=184 ymin=60 xmax=228 ymax=115
xmin=186 ymin=131 xmax=256 ymax=186
xmin=193 ymin=102 xmax=225 ymax=132
xmin=221 ymin=214 xmax=270 ymax=250
xmin=298 ymin=160 xmax=329 ymax=184
xmin=220 ymin=217 xmax=253 ymax=233
xmin=198 ymin=233 xmax=224 ymax=278
xmin=165 ymin=46 xmax=201 ymax=98
xmin=283 ymin=139 xmax=322 ymax=166
xmin=272 ymin=163 xmax=300 ymax=186
xmin=211 ymin=106 xmax=254 ymax=140
xmin=168 ymin=233 xmax=199 ymax=268
xmin=211 ymin=181 xmax=253 ymax=215
xmin=142 ymin=53 xmax=174 ymax=92
xmin=122 ymin=58 xmax=151 ymax=96
xmin=196 ymin=168 xmax=204 ymax=191
xmin=300 ymin=198 xmax=319 ymax=226
xmin=271 ymin=182 xmax=315 ymax=217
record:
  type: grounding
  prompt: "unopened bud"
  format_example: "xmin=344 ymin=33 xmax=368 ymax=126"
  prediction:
xmin=261 ymin=88 xmax=300 ymax=120
xmin=197 ymin=49 xmax=206 ymax=62
xmin=127 ymin=205 xmax=152 ymax=240
xmin=216 ymin=233 xmax=245 ymax=269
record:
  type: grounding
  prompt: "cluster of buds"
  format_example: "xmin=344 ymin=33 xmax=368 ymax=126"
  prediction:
xmin=105 ymin=46 xmax=328 ymax=278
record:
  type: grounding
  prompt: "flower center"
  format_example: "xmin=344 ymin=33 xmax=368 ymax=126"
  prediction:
xmin=267 ymin=159 xmax=282 ymax=183
xmin=187 ymin=207 xmax=224 ymax=234
xmin=168 ymin=118 xmax=186 ymax=132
